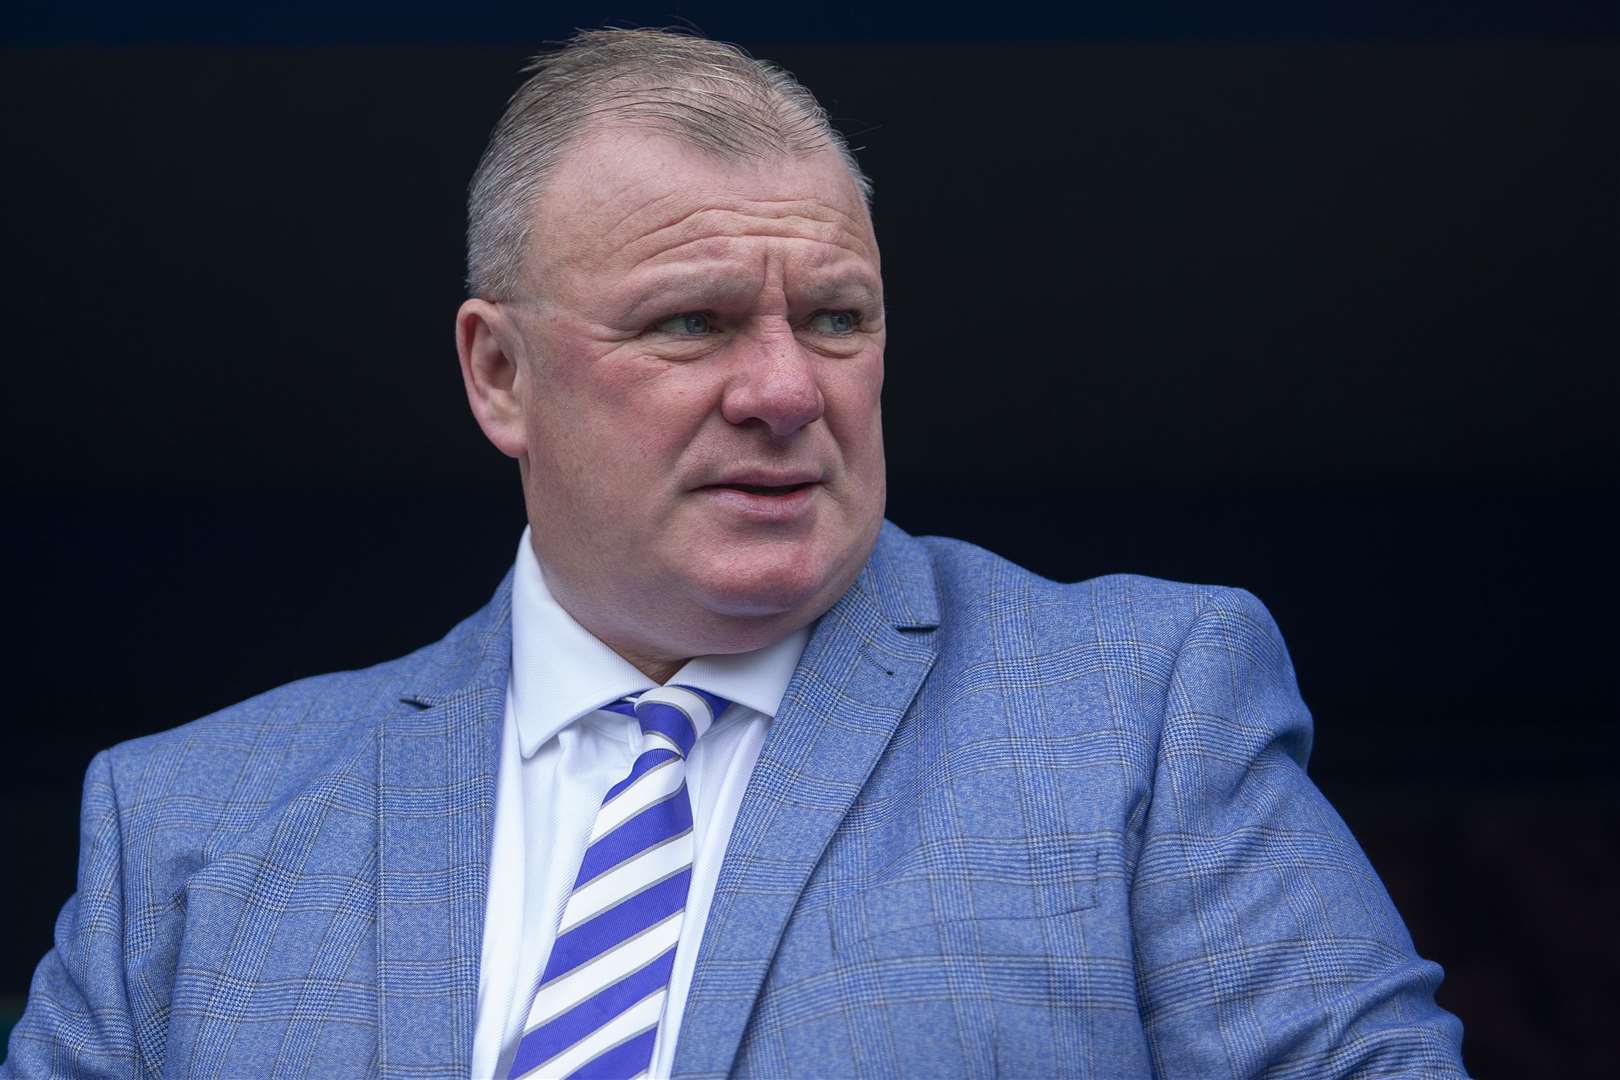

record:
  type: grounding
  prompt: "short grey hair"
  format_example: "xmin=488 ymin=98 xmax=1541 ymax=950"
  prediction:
xmin=465 ymin=28 xmax=873 ymax=300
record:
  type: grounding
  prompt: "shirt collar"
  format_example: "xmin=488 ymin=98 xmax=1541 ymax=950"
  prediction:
xmin=509 ymin=527 xmax=810 ymax=759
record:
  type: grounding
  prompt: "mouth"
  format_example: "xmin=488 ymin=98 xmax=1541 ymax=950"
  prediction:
xmin=710 ymin=481 xmax=817 ymax=497
xmin=695 ymin=477 xmax=822 ymax=520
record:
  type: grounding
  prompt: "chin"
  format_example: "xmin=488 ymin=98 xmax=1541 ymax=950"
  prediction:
xmin=685 ymin=539 xmax=855 ymax=622
xmin=693 ymin=565 xmax=826 ymax=619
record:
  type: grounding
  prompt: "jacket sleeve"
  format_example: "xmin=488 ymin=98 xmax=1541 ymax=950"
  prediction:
xmin=1129 ymin=587 xmax=1470 ymax=1079
xmin=4 ymin=751 xmax=148 ymax=1079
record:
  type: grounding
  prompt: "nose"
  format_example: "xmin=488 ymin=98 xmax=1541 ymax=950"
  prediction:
xmin=719 ymin=328 xmax=825 ymax=438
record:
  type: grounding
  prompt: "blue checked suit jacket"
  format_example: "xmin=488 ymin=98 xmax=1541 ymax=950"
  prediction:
xmin=5 ymin=522 xmax=1467 ymax=1079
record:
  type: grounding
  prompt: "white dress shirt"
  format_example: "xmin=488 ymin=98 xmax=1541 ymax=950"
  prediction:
xmin=469 ymin=529 xmax=809 ymax=1080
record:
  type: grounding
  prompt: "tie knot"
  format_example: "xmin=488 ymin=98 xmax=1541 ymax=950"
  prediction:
xmin=631 ymin=684 xmax=729 ymax=759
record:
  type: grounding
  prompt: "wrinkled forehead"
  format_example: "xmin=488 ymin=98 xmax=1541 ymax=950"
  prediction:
xmin=522 ymin=125 xmax=878 ymax=293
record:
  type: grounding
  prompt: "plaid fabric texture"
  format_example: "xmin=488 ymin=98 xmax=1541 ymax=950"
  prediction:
xmin=3 ymin=522 xmax=1467 ymax=1078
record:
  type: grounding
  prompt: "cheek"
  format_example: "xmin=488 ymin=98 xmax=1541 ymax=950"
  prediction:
xmin=634 ymin=378 xmax=720 ymax=444
xmin=529 ymin=354 xmax=723 ymax=491
xmin=825 ymin=357 xmax=886 ymax=458
xmin=519 ymin=350 xmax=632 ymax=498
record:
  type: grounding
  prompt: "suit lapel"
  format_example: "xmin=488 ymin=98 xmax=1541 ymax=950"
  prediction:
xmin=376 ymin=575 xmax=513 ymax=1079
xmin=673 ymin=524 xmax=940 ymax=1079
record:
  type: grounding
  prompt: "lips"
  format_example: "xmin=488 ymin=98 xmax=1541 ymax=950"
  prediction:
xmin=699 ymin=470 xmax=821 ymax=495
xmin=719 ymin=481 xmax=816 ymax=496
xmin=695 ymin=472 xmax=822 ymax=520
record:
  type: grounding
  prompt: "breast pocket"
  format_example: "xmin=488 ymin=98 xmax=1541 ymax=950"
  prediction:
xmin=830 ymin=835 xmax=1100 ymax=955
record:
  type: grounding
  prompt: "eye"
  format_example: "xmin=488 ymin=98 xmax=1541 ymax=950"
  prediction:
xmin=809 ymin=310 xmax=859 ymax=335
xmin=652 ymin=312 xmax=716 ymax=335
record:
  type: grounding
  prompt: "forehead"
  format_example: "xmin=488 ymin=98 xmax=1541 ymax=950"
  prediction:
xmin=526 ymin=126 xmax=879 ymax=290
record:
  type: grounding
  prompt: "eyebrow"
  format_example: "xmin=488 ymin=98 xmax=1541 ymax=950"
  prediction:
xmin=614 ymin=268 xmax=883 ymax=325
xmin=615 ymin=272 xmax=759 ymax=325
xmin=792 ymin=275 xmax=884 ymax=309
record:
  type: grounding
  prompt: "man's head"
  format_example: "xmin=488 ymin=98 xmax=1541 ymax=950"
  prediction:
xmin=456 ymin=30 xmax=886 ymax=681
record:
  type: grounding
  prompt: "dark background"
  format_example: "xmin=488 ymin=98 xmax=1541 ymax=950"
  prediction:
xmin=3 ymin=4 xmax=1616 ymax=1076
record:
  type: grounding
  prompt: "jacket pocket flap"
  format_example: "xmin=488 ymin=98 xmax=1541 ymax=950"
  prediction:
xmin=832 ymin=838 xmax=1099 ymax=952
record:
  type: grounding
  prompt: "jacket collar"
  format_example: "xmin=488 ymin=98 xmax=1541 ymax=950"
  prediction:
xmin=849 ymin=518 xmax=942 ymax=632
xmin=396 ymin=569 xmax=516 ymax=708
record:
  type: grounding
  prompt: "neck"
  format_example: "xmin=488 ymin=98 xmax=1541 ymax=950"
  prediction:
xmin=626 ymin=653 xmax=686 ymax=686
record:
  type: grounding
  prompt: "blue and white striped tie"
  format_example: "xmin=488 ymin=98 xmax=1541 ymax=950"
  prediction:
xmin=505 ymin=684 xmax=729 ymax=1080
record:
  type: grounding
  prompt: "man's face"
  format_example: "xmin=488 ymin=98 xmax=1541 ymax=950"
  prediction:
xmin=489 ymin=128 xmax=886 ymax=669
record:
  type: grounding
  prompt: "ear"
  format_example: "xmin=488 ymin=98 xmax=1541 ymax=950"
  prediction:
xmin=456 ymin=298 xmax=529 ymax=459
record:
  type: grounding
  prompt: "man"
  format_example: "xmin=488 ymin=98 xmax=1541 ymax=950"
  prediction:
xmin=4 ymin=28 xmax=1468 ymax=1080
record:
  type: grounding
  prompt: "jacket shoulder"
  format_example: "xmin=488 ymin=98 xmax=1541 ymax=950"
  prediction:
xmin=912 ymin=531 xmax=1277 ymax=653
xmin=906 ymin=531 xmax=1308 ymax=776
xmin=99 ymin=572 xmax=512 ymax=829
